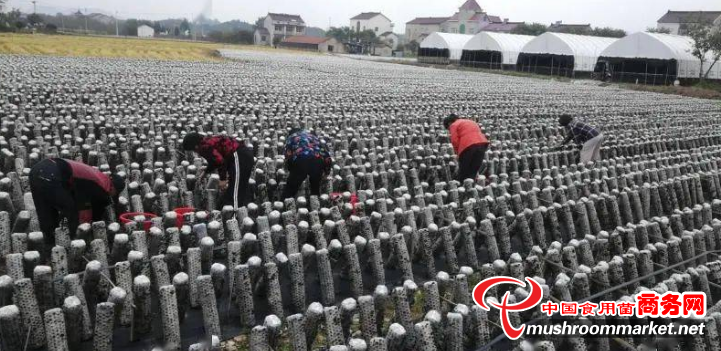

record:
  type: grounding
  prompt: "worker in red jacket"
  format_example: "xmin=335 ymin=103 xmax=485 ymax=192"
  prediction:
xmin=444 ymin=114 xmax=490 ymax=182
xmin=182 ymin=133 xmax=255 ymax=209
xmin=29 ymin=158 xmax=126 ymax=244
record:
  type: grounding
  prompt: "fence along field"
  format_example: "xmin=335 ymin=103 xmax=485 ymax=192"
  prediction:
xmin=1 ymin=49 xmax=721 ymax=351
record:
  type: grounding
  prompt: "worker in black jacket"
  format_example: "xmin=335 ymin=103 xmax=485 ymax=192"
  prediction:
xmin=29 ymin=158 xmax=125 ymax=244
xmin=182 ymin=133 xmax=255 ymax=208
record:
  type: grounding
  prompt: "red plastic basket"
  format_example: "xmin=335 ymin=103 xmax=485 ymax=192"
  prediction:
xmin=331 ymin=192 xmax=359 ymax=214
xmin=119 ymin=212 xmax=157 ymax=231
xmin=174 ymin=207 xmax=195 ymax=228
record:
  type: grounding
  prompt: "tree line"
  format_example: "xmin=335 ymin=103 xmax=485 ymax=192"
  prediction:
xmin=0 ymin=5 xmax=258 ymax=44
xmin=511 ymin=22 xmax=627 ymax=38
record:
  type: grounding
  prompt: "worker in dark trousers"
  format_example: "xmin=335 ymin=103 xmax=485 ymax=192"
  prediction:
xmin=182 ymin=133 xmax=255 ymax=209
xmin=29 ymin=158 xmax=125 ymax=245
xmin=282 ymin=128 xmax=333 ymax=199
xmin=444 ymin=114 xmax=491 ymax=182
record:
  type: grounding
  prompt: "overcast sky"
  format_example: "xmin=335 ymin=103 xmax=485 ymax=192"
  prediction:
xmin=6 ymin=0 xmax=720 ymax=33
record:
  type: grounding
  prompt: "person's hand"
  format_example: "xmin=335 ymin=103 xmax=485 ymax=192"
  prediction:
xmin=219 ymin=180 xmax=228 ymax=191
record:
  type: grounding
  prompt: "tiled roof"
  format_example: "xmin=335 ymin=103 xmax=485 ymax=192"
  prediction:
xmin=407 ymin=17 xmax=449 ymax=25
xmin=468 ymin=14 xmax=485 ymax=21
xmin=281 ymin=36 xmax=328 ymax=45
xmin=480 ymin=22 xmax=523 ymax=32
xmin=657 ymin=11 xmax=721 ymax=24
xmin=351 ymin=12 xmax=381 ymax=20
xmin=459 ymin=0 xmax=482 ymax=12
xmin=268 ymin=13 xmax=305 ymax=24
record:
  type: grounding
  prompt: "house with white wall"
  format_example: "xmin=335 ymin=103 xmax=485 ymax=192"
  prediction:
xmin=657 ymin=10 xmax=721 ymax=35
xmin=405 ymin=17 xmax=448 ymax=44
xmin=254 ymin=13 xmax=306 ymax=46
xmin=350 ymin=12 xmax=393 ymax=36
xmin=137 ymin=25 xmax=155 ymax=38
xmin=379 ymin=32 xmax=400 ymax=50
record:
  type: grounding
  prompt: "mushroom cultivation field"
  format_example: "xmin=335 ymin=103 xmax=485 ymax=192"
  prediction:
xmin=2 ymin=50 xmax=721 ymax=351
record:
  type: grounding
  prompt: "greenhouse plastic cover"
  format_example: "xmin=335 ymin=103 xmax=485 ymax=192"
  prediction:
xmin=420 ymin=32 xmax=474 ymax=61
xmin=520 ymin=32 xmax=618 ymax=72
xmin=599 ymin=32 xmax=720 ymax=79
xmin=463 ymin=32 xmax=535 ymax=65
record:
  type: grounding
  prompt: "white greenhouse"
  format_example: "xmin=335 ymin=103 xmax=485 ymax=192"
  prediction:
xmin=518 ymin=32 xmax=618 ymax=77
xmin=418 ymin=32 xmax=473 ymax=65
xmin=460 ymin=32 xmax=535 ymax=69
xmin=597 ymin=32 xmax=720 ymax=84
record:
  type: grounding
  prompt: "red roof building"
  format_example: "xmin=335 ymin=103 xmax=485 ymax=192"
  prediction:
xmin=459 ymin=0 xmax=482 ymax=12
xmin=406 ymin=0 xmax=516 ymax=42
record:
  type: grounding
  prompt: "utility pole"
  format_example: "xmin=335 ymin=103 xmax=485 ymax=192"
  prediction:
xmin=115 ymin=11 xmax=119 ymax=36
xmin=191 ymin=15 xmax=196 ymax=41
xmin=84 ymin=8 xmax=88 ymax=34
xmin=31 ymin=0 xmax=37 ymax=14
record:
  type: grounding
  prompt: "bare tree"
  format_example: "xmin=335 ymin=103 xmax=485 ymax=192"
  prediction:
xmin=687 ymin=21 xmax=716 ymax=80
xmin=705 ymin=29 xmax=721 ymax=80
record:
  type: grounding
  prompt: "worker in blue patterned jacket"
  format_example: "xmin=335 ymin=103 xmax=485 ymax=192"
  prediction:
xmin=559 ymin=114 xmax=604 ymax=163
xmin=282 ymin=128 xmax=333 ymax=199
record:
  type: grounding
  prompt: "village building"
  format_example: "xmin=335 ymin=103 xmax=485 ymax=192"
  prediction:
xmin=656 ymin=10 xmax=721 ymax=35
xmin=278 ymin=36 xmax=346 ymax=54
xmin=254 ymin=13 xmax=306 ymax=46
xmin=137 ymin=25 xmax=155 ymax=38
xmin=405 ymin=0 xmax=519 ymax=44
xmin=350 ymin=12 xmax=393 ymax=36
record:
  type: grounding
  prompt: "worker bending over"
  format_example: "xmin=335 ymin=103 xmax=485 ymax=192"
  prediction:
xmin=182 ymin=133 xmax=255 ymax=209
xmin=444 ymin=114 xmax=490 ymax=182
xmin=559 ymin=114 xmax=604 ymax=163
xmin=282 ymin=128 xmax=333 ymax=199
xmin=29 ymin=158 xmax=125 ymax=244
